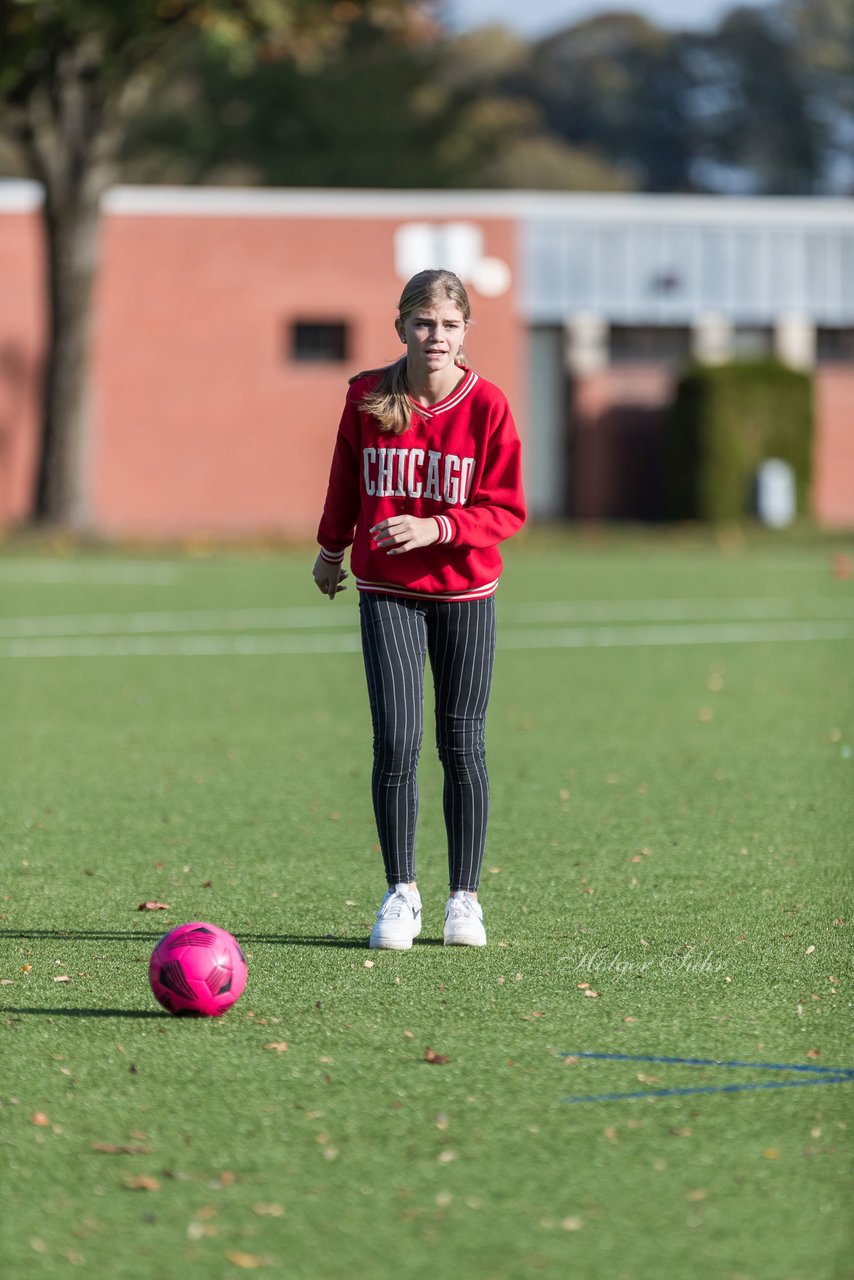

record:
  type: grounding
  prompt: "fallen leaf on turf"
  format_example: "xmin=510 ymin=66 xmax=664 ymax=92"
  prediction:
xmin=561 ymin=1216 xmax=583 ymax=1231
xmin=263 ymin=1042 xmax=288 ymax=1053
xmin=53 ymin=975 xmax=71 ymax=983
xmin=806 ymin=1048 xmax=820 ymax=1059
xmin=137 ymin=902 xmax=170 ymax=912
xmin=123 ymin=1175 xmax=160 ymax=1190
xmin=577 ymin=982 xmax=589 ymax=990
xmin=253 ymin=1204 xmax=285 ymax=1217
xmin=636 ymin=1073 xmax=660 ymax=1084
xmin=424 ymin=1048 xmax=450 ymax=1065
xmin=437 ymin=1150 xmax=457 ymax=1164
xmin=403 ymin=1030 xmax=415 ymax=1040
xmin=522 ymin=1012 xmax=547 ymax=1020
xmin=91 ymin=1142 xmax=151 ymax=1155
xmin=225 ymin=1252 xmax=268 ymax=1269
xmin=806 ymin=945 xmax=816 ymax=954
xmin=604 ymin=1127 xmax=619 ymax=1144
xmin=833 ymin=918 xmax=847 ymax=926
xmin=21 ymin=964 xmax=32 ymax=972
xmin=0 ymin=979 xmax=14 ymax=985
xmin=686 ymin=1188 xmax=708 ymax=1201
xmin=583 ymin=990 xmax=599 ymax=998
xmin=187 ymin=1222 xmax=218 ymax=1240
xmin=32 ymin=1112 xmax=49 ymax=1126
xmin=763 ymin=1148 xmax=781 ymax=1160
xmin=218 ymin=1170 xmax=236 ymax=1186
xmin=363 ymin=959 xmax=374 ymax=969
xmin=669 ymin=1127 xmax=692 ymax=1138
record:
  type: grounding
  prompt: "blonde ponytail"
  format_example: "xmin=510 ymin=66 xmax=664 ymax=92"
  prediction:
xmin=348 ymin=358 xmax=422 ymax=436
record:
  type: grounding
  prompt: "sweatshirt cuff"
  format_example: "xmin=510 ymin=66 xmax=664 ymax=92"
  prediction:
xmin=433 ymin=515 xmax=455 ymax=545
xmin=319 ymin=546 xmax=345 ymax=564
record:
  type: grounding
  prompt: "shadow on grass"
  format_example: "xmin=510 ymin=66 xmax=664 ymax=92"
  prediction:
xmin=3 ymin=1007 xmax=170 ymax=1018
xmin=0 ymin=928 xmax=445 ymax=949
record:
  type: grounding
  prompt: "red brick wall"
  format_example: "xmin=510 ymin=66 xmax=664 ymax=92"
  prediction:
xmin=571 ymin=365 xmax=675 ymax=520
xmin=0 ymin=202 xmax=522 ymax=538
xmin=813 ymin=367 xmax=854 ymax=528
xmin=571 ymin=364 xmax=854 ymax=526
xmin=0 ymin=210 xmax=43 ymax=526
xmin=0 ymin=192 xmax=851 ymax=532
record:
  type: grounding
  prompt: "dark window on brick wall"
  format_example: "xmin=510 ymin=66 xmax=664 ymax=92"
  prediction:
xmin=817 ymin=328 xmax=854 ymax=363
xmin=610 ymin=326 xmax=692 ymax=364
xmin=291 ymin=322 xmax=349 ymax=362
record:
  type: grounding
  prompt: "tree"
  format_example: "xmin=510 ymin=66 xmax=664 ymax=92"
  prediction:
xmin=685 ymin=3 xmax=824 ymax=194
xmin=426 ymin=26 xmax=633 ymax=190
xmin=777 ymin=0 xmax=854 ymax=193
xmin=0 ymin=0 xmax=424 ymax=528
xmin=514 ymin=14 xmax=697 ymax=192
xmin=117 ymin=18 xmax=631 ymax=191
xmin=119 ymin=8 xmax=453 ymax=189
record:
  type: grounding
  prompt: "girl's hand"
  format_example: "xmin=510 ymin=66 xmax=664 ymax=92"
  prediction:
xmin=313 ymin=553 xmax=348 ymax=599
xmin=371 ymin=515 xmax=440 ymax=555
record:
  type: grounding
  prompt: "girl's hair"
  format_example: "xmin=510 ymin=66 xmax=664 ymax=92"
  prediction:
xmin=350 ymin=269 xmax=472 ymax=435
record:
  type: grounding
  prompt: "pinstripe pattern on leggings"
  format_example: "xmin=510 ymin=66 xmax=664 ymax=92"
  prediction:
xmin=359 ymin=593 xmax=496 ymax=893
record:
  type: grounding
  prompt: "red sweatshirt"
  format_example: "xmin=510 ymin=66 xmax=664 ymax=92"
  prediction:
xmin=317 ymin=367 xmax=526 ymax=602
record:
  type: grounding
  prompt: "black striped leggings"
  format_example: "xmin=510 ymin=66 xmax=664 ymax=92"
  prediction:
xmin=359 ymin=593 xmax=497 ymax=893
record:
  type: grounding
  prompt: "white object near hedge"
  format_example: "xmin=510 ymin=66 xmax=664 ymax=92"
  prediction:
xmin=756 ymin=458 xmax=796 ymax=528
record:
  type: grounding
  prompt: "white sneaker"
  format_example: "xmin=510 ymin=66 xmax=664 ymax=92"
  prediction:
xmin=444 ymin=892 xmax=486 ymax=947
xmin=369 ymin=884 xmax=423 ymax=950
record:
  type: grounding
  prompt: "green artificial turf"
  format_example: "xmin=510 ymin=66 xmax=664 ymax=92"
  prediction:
xmin=1 ymin=529 xmax=852 ymax=1280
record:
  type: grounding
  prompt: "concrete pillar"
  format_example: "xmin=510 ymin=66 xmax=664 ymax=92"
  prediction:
xmin=564 ymin=313 xmax=608 ymax=376
xmin=692 ymin=313 xmax=732 ymax=365
xmin=775 ymin=313 xmax=816 ymax=371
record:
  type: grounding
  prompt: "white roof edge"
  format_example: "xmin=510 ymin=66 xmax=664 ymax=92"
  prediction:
xmin=1 ymin=180 xmax=852 ymax=224
xmin=0 ymin=180 xmax=43 ymax=211
xmin=102 ymin=187 xmax=854 ymax=224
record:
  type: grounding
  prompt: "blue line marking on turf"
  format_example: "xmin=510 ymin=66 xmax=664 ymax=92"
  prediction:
xmin=559 ymin=1051 xmax=854 ymax=1104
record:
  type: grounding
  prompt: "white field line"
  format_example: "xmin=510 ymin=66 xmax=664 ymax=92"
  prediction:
xmin=0 ymin=606 xmax=354 ymax=638
xmin=0 ymin=561 xmax=181 ymax=585
xmin=2 ymin=597 xmax=854 ymax=639
xmin=505 ymin=597 xmax=854 ymax=624
xmin=2 ymin=619 xmax=854 ymax=658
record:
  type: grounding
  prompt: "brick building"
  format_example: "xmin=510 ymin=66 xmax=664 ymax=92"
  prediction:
xmin=1 ymin=183 xmax=852 ymax=535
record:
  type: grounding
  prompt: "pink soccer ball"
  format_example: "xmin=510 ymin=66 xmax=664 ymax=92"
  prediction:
xmin=149 ymin=921 xmax=247 ymax=1016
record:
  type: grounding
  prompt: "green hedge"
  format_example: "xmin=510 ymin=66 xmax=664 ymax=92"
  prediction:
xmin=664 ymin=359 xmax=813 ymax=521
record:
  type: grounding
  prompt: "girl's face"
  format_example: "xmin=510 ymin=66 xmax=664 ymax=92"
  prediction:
xmin=397 ymin=299 xmax=468 ymax=380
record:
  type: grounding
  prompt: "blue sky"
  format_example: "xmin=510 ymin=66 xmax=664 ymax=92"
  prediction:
xmin=446 ymin=0 xmax=777 ymax=38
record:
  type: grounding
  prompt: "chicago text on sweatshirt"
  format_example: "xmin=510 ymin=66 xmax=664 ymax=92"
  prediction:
xmin=317 ymin=368 xmax=526 ymax=602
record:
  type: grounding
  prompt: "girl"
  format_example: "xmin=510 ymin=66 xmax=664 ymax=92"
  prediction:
xmin=312 ymin=269 xmax=526 ymax=950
